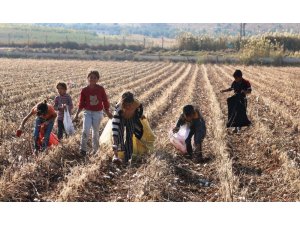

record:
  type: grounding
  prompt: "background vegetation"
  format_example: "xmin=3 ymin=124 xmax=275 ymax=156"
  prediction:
xmin=2 ymin=24 xmax=300 ymax=65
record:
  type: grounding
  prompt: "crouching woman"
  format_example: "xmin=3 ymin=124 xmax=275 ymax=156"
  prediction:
xmin=112 ymin=92 xmax=144 ymax=163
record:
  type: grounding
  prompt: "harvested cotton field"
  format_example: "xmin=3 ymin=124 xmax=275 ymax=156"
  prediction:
xmin=0 ymin=58 xmax=299 ymax=201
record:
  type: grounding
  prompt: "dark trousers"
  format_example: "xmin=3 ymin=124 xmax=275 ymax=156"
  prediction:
xmin=226 ymin=94 xmax=251 ymax=128
xmin=185 ymin=119 xmax=206 ymax=156
xmin=57 ymin=120 xmax=65 ymax=140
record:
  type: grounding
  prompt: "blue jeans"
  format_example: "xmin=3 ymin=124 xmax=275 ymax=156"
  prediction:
xmin=80 ymin=110 xmax=103 ymax=153
xmin=33 ymin=117 xmax=54 ymax=151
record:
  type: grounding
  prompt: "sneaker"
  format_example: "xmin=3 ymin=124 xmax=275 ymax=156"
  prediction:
xmin=32 ymin=149 xmax=39 ymax=156
xmin=112 ymin=155 xmax=122 ymax=165
xmin=233 ymin=127 xmax=241 ymax=133
xmin=80 ymin=150 xmax=87 ymax=156
xmin=91 ymin=149 xmax=98 ymax=155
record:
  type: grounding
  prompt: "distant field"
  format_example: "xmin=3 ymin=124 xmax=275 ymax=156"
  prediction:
xmin=0 ymin=24 xmax=176 ymax=48
xmin=0 ymin=59 xmax=299 ymax=201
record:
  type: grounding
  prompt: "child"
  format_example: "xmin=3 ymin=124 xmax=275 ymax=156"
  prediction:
xmin=18 ymin=100 xmax=57 ymax=155
xmin=54 ymin=82 xmax=73 ymax=140
xmin=220 ymin=69 xmax=252 ymax=133
xmin=112 ymin=91 xmax=144 ymax=163
xmin=173 ymin=105 xmax=206 ymax=161
xmin=74 ymin=70 xmax=113 ymax=156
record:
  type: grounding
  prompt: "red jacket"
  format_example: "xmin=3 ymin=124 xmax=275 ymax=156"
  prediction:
xmin=78 ymin=85 xmax=110 ymax=111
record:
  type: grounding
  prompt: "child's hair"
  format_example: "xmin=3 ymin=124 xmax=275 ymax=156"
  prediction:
xmin=121 ymin=91 xmax=134 ymax=104
xmin=87 ymin=70 xmax=100 ymax=79
xmin=233 ymin=69 xmax=243 ymax=78
xmin=37 ymin=100 xmax=48 ymax=116
xmin=183 ymin=105 xmax=195 ymax=117
xmin=56 ymin=82 xmax=67 ymax=90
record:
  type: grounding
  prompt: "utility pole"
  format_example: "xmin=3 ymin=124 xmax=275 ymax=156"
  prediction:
xmin=243 ymin=23 xmax=246 ymax=36
xmin=143 ymin=37 xmax=146 ymax=49
xmin=240 ymin=23 xmax=246 ymax=38
xmin=27 ymin=33 xmax=30 ymax=46
xmin=240 ymin=23 xmax=243 ymax=38
xmin=161 ymin=37 xmax=164 ymax=49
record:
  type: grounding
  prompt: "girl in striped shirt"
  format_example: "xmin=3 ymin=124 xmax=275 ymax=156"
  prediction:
xmin=54 ymin=82 xmax=73 ymax=140
xmin=112 ymin=91 xmax=144 ymax=163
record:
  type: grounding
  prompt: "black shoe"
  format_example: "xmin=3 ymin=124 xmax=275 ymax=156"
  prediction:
xmin=184 ymin=153 xmax=193 ymax=160
xmin=80 ymin=150 xmax=86 ymax=156
xmin=197 ymin=156 xmax=211 ymax=164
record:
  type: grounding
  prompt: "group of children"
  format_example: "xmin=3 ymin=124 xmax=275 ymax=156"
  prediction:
xmin=17 ymin=68 xmax=251 ymax=163
xmin=18 ymin=70 xmax=110 ymax=156
xmin=18 ymin=82 xmax=74 ymax=155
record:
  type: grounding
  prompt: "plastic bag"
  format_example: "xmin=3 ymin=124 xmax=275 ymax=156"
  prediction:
xmin=99 ymin=118 xmax=155 ymax=156
xmin=169 ymin=124 xmax=190 ymax=154
xmin=99 ymin=119 xmax=113 ymax=147
xmin=63 ymin=107 xmax=75 ymax=135
xmin=133 ymin=117 xmax=156 ymax=156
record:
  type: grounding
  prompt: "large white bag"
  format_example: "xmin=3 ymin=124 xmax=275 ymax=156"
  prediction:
xmin=169 ymin=124 xmax=190 ymax=154
xmin=99 ymin=119 xmax=113 ymax=147
xmin=63 ymin=107 xmax=75 ymax=135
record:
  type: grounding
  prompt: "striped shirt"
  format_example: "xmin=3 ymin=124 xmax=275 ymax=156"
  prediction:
xmin=112 ymin=101 xmax=143 ymax=159
xmin=54 ymin=94 xmax=73 ymax=121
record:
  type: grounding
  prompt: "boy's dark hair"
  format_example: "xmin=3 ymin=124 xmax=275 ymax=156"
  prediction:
xmin=233 ymin=70 xmax=243 ymax=78
xmin=56 ymin=82 xmax=67 ymax=90
xmin=37 ymin=100 xmax=48 ymax=116
xmin=87 ymin=70 xmax=100 ymax=79
xmin=121 ymin=91 xmax=134 ymax=104
xmin=183 ymin=105 xmax=195 ymax=117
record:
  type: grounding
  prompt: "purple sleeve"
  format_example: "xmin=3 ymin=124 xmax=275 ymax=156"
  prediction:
xmin=68 ymin=95 xmax=74 ymax=111
xmin=54 ymin=96 xmax=59 ymax=111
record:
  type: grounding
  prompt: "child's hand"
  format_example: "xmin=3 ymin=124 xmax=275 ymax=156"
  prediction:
xmin=16 ymin=129 xmax=23 ymax=137
xmin=106 ymin=111 xmax=113 ymax=119
xmin=173 ymin=127 xmax=179 ymax=133
xmin=62 ymin=104 xmax=68 ymax=110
